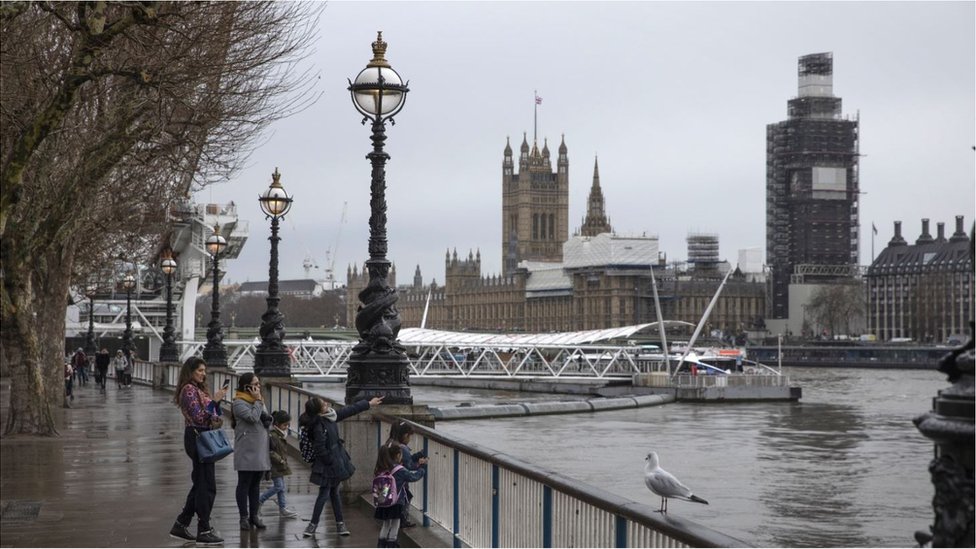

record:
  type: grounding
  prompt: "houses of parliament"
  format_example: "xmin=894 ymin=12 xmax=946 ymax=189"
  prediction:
xmin=347 ymin=134 xmax=766 ymax=336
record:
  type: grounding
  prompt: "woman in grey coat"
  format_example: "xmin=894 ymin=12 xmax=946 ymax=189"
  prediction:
xmin=232 ymin=373 xmax=272 ymax=531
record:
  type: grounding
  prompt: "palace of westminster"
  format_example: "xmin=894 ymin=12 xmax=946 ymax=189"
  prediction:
xmin=345 ymin=52 xmax=973 ymax=341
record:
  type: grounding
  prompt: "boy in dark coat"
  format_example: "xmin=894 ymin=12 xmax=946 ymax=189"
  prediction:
xmin=259 ymin=410 xmax=297 ymax=517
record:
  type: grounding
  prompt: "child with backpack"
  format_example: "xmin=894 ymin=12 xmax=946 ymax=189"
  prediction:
xmin=384 ymin=421 xmax=428 ymax=527
xmin=258 ymin=410 xmax=298 ymax=518
xmin=372 ymin=444 xmax=426 ymax=548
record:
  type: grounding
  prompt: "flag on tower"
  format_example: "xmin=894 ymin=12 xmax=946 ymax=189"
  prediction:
xmin=535 ymin=94 xmax=542 ymax=105
xmin=872 ymin=222 xmax=878 ymax=235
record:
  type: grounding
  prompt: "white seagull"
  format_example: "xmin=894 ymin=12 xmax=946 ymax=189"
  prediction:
xmin=644 ymin=451 xmax=709 ymax=513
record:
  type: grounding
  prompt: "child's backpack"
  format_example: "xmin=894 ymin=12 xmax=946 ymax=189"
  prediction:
xmin=298 ymin=427 xmax=315 ymax=464
xmin=372 ymin=465 xmax=404 ymax=508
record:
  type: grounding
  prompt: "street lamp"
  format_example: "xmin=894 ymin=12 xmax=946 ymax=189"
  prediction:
xmin=159 ymin=253 xmax=180 ymax=363
xmin=344 ymin=31 xmax=412 ymax=405
xmin=202 ymin=225 xmax=228 ymax=368
xmin=254 ymin=168 xmax=293 ymax=377
xmin=121 ymin=274 xmax=136 ymax=358
xmin=84 ymin=282 xmax=98 ymax=356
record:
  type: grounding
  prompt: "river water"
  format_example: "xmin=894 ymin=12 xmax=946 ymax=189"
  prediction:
xmin=310 ymin=367 xmax=949 ymax=547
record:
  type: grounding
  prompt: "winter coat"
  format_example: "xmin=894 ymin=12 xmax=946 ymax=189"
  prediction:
xmin=268 ymin=427 xmax=291 ymax=479
xmin=95 ymin=352 xmax=110 ymax=371
xmin=392 ymin=463 xmax=426 ymax=506
xmin=111 ymin=355 xmax=127 ymax=371
xmin=308 ymin=400 xmax=370 ymax=487
xmin=232 ymin=397 xmax=271 ymax=472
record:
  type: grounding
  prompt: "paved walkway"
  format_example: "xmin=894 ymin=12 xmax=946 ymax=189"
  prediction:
xmin=0 ymin=379 xmax=392 ymax=548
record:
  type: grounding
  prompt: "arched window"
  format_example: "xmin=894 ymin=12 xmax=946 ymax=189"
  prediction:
xmin=539 ymin=214 xmax=546 ymax=241
xmin=532 ymin=214 xmax=538 ymax=239
xmin=549 ymin=213 xmax=555 ymax=240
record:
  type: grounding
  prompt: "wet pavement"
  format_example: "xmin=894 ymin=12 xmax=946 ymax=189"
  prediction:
xmin=0 ymin=380 xmax=391 ymax=548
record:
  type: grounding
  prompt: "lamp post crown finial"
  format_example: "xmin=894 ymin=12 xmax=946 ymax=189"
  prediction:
xmin=272 ymin=167 xmax=282 ymax=187
xmin=367 ymin=31 xmax=390 ymax=68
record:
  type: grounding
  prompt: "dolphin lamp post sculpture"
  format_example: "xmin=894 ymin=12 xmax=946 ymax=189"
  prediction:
xmin=344 ymin=31 xmax=412 ymax=405
xmin=159 ymin=253 xmax=180 ymax=363
xmin=254 ymin=168 xmax=294 ymax=378
xmin=202 ymin=225 xmax=228 ymax=368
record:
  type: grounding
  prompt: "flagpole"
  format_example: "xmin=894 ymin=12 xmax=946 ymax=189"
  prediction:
xmin=533 ymin=89 xmax=538 ymax=144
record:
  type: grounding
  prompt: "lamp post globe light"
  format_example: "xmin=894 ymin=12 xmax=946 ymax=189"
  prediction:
xmin=202 ymin=225 xmax=228 ymax=368
xmin=159 ymin=253 xmax=180 ymax=363
xmin=254 ymin=168 xmax=294 ymax=377
xmin=84 ymin=282 xmax=98 ymax=356
xmin=344 ymin=31 xmax=412 ymax=405
xmin=121 ymin=274 xmax=136 ymax=358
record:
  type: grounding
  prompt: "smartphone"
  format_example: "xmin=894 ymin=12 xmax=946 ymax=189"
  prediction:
xmin=222 ymin=379 xmax=231 ymax=389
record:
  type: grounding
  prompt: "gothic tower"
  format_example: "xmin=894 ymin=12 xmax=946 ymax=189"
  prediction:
xmin=502 ymin=133 xmax=569 ymax=274
xmin=578 ymin=156 xmax=613 ymax=237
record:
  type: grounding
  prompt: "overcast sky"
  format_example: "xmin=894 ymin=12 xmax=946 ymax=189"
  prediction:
xmin=198 ymin=1 xmax=976 ymax=287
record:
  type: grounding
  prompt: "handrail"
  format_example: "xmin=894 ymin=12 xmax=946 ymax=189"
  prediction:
xmin=373 ymin=411 xmax=750 ymax=548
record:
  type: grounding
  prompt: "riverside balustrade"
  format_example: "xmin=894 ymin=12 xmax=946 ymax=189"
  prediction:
xmin=126 ymin=359 xmax=750 ymax=548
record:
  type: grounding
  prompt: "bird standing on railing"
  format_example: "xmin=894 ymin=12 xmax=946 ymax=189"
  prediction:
xmin=644 ymin=451 xmax=709 ymax=513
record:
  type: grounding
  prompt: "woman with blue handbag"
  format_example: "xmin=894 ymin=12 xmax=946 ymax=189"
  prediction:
xmin=169 ymin=357 xmax=229 ymax=546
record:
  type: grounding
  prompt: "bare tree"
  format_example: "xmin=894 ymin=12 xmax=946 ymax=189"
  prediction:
xmin=805 ymin=282 xmax=866 ymax=338
xmin=1 ymin=2 xmax=322 ymax=435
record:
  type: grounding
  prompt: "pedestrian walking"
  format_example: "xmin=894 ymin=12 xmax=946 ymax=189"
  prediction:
xmin=169 ymin=357 xmax=228 ymax=546
xmin=372 ymin=444 xmax=425 ymax=547
xmin=94 ymin=348 xmax=110 ymax=391
xmin=298 ymin=395 xmax=384 ymax=538
xmin=111 ymin=350 xmax=126 ymax=389
xmin=122 ymin=350 xmax=134 ymax=387
xmin=63 ymin=360 xmax=74 ymax=407
xmin=71 ymin=348 xmax=89 ymax=386
xmin=258 ymin=410 xmax=298 ymax=518
xmin=231 ymin=373 xmax=271 ymax=531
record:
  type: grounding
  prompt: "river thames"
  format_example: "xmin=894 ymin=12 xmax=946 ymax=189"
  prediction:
xmin=312 ymin=366 xmax=949 ymax=547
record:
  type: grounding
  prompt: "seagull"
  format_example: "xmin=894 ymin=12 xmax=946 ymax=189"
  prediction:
xmin=644 ymin=451 xmax=709 ymax=513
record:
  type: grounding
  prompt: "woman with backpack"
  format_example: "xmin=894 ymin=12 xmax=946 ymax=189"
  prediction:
xmin=372 ymin=444 xmax=426 ymax=548
xmin=298 ymin=395 xmax=383 ymax=538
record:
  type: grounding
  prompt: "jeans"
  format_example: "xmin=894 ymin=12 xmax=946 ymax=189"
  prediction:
xmin=310 ymin=483 xmax=343 ymax=526
xmin=236 ymin=470 xmax=263 ymax=519
xmin=259 ymin=476 xmax=287 ymax=509
xmin=177 ymin=427 xmax=217 ymax=533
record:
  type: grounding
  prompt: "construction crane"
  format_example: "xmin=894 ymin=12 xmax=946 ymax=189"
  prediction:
xmin=322 ymin=202 xmax=347 ymax=290
xmin=302 ymin=252 xmax=319 ymax=279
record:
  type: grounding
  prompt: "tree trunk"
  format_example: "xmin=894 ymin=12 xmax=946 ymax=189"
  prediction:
xmin=36 ymin=244 xmax=75 ymax=405
xmin=1 ymin=242 xmax=57 ymax=436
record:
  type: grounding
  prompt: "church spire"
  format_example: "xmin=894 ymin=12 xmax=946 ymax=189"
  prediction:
xmin=579 ymin=156 xmax=613 ymax=237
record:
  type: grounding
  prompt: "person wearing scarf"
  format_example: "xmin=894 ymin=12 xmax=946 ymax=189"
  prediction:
xmin=231 ymin=373 xmax=272 ymax=531
xmin=298 ymin=394 xmax=384 ymax=538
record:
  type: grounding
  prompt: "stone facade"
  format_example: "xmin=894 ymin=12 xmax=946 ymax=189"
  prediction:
xmin=866 ymin=217 xmax=973 ymax=342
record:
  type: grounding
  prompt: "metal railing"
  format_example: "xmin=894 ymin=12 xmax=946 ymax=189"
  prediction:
xmin=373 ymin=412 xmax=750 ymax=548
xmin=130 ymin=359 xmax=749 ymax=547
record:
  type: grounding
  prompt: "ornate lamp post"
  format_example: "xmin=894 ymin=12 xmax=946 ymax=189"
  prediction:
xmin=121 ymin=274 xmax=136 ymax=358
xmin=254 ymin=168 xmax=294 ymax=377
xmin=159 ymin=253 xmax=180 ymax=363
xmin=202 ymin=225 xmax=228 ymax=368
xmin=344 ymin=31 xmax=412 ymax=404
xmin=84 ymin=282 xmax=98 ymax=356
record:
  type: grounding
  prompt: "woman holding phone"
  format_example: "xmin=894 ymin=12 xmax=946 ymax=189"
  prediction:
xmin=170 ymin=357 xmax=228 ymax=546
xmin=232 ymin=373 xmax=272 ymax=531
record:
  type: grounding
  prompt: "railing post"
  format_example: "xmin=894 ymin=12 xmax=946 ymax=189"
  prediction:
xmin=542 ymin=485 xmax=552 ymax=548
xmin=422 ymin=437 xmax=430 ymax=528
xmin=453 ymin=448 xmax=461 ymax=548
xmin=615 ymin=515 xmax=627 ymax=548
xmin=491 ymin=464 xmax=499 ymax=548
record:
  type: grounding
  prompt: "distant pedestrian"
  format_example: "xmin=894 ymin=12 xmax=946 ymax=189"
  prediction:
xmin=384 ymin=421 xmax=427 ymax=528
xmin=122 ymin=350 xmax=134 ymax=387
xmin=71 ymin=348 xmax=89 ymax=386
xmin=298 ymin=395 xmax=384 ymax=538
xmin=232 ymin=373 xmax=272 ymax=531
xmin=372 ymin=443 xmax=425 ymax=547
xmin=63 ymin=360 xmax=74 ymax=406
xmin=258 ymin=410 xmax=298 ymax=518
xmin=94 ymin=348 xmax=110 ymax=391
xmin=111 ymin=350 xmax=126 ymax=389
xmin=169 ymin=356 xmax=228 ymax=546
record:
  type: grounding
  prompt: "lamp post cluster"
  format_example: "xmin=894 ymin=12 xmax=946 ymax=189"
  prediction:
xmin=159 ymin=252 xmax=180 ymax=363
xmin=254 ymin=168 xmax=294 ymax=377
xmin=202 ymin=225 xmax=228 ymax=368
xmin=344 ymin=31 xmax=413 ymax=405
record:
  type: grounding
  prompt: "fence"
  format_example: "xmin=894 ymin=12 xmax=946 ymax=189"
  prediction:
xmin=130 ymin=359 xmax=749 ymax=548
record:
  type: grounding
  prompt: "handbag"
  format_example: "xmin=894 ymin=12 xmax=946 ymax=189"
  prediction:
xmin=332 ymin=438 xmax=356 ymax=481
xmin=195 ymin=428 xmax=233 ymax=463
